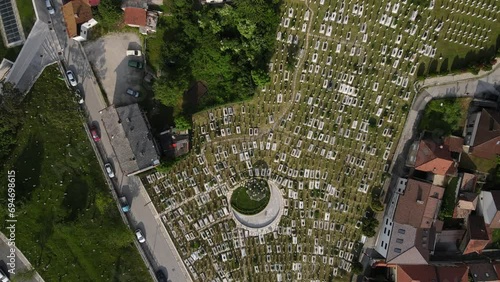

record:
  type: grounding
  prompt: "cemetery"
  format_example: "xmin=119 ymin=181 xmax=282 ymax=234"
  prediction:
xmin=141 ymin=0 xmax=500 ymax=281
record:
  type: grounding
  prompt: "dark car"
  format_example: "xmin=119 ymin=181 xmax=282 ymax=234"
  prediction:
xmin=128 ymin=60 xmax=144 ymax=69
xmin=126 ymin=88 xmax=140 ymax=98
xmin=90 ymin=126 xmax=100 ymax=142
xmin=155 ymin=270 xmax=167 ymax=282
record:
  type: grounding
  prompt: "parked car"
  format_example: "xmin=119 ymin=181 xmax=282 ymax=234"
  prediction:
xmin=128 ymin=60 xmax=143 ymax=69
xmin=90 ymin=126 xmax=100 ymax=142
xmin=46 ymin=0 xmax=55 ymax=15
xmin=0 ymin=268 xmax=10 ymax=282
xmin=66 ymin=70 xmax=77 ymax=87
xmin=126 ymin=50 xmax=142 ymax=56
xmin=126 ymin=88 xmax=140 ymax=98
xmin=155 ymin=270 xmax=167 ymax=282
xmin=135 ymin=229 xmax=146 ymax=243
xmin=104 ymin=163 xmax=115 ymax=178
xmin=119 ymin=196 xmax=130 ymax=212
xmin=75 ymin=89 xmax=84 ymax=104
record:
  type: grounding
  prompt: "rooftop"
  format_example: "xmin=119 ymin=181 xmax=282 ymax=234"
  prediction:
xmin=469 ymin=263 xmax=498 ymax=282
xmin=62 ymin=0 xmax=93 ymax=38
xmin=414 ymin=139 xmax=455 ymax=175
xmin=101 ymin=104 xmax=160 ymax=175
xmin=393 ymin=178 xmax=444 ymax=228
xmin=124 ymin=7 xmax=147 ymax=26
xmin=444 ymin=135 xmax=464 ymax=153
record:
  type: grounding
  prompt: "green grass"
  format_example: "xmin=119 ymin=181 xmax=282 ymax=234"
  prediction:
xmin=230 ymin=184 xmax=270 ymax=215
xmin=491 ymin=229 xmax=500 ymax=249
xmin=146 ymin=17 xmax=166 ymax=74
xmin=419 ymin=98 xmax=470 ymax=136
xmin=439 ymin=177 xmax=459 ymax=219
xmin=16 ymin=0 xmax=36 ymax=35
xmin=0 ymin=66 xmax=151 ymax=281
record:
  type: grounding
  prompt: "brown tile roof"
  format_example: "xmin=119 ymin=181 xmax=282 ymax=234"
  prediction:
xmin=62 ymin=0 xmax=93 ymax=38
xmin=394 ymin=179 xmax=445 ymax=228
xmin=124 ymin=7 xmax=147 ymax=26
xmin=462 ymin=215 xmax=490 ymax=254
xmin=415 ymin=139 xmax=455 ymax=175
xmin=445 ymin=136 xmax=464 ymax=153
xmin=436 ymin=265 xmax=469 ymax=282
xmin=397 ymin=265 xmax=437 ymax=282
xmin=472 ymin=108 xmax=500 ymax=147
xmin=460 ymin=173 xmax=477 ymax=192
xmin=469 ymin=263 xmax=498 ymax=281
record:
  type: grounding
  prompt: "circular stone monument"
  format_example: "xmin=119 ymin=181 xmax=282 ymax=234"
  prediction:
xmin=228 ymin=179 xmax=284 ymax=236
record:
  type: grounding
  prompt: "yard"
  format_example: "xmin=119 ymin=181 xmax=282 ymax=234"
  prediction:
xmin=0 ymin=66 xmax=150 ymax=281
xmin=419 ymin=98 xmax=471 ymax=136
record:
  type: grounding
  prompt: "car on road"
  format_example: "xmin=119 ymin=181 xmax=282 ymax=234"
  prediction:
xmin=126 ymin=88 xmax=140 ymax=98
xmin=66 ymin=70 xmax=77 ymax=87
xmin=128 ymin=60 xmax=143 ymax=69
xmin=46 ymin=0 xmax=55 ymax=15
xmin=126 ymin=50 xmax=142 ymax=56
xmin=155 ymin=270 xmax=167 ymax=282
xmin=104 ymin=163 xmax=115 ymax=178
xmin=75 ymin=89 xmax=84 ymax=104
xmin=135 ymin=229 xmax=146 ymax=243
xmin=90 ymin=126 xmax=100 ymax=142
xmin=0 ymin=268 xmax=10 ymax=282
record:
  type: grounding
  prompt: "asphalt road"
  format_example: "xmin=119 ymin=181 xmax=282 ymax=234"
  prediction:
xmin=46 ymin=1 xmax=191 ymax=280
xmin=0 ymin=233 xmax=44 ymax=282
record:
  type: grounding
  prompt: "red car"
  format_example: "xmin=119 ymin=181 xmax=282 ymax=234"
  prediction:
xmin=90 ymin=126 xmax=100 ymax=142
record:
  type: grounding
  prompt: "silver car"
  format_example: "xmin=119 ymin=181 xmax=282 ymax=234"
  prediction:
xmin=46 ymin=0 xmax=55 ymax=15
xmin=135 ymin=229 xmax=146 ymax=243
xmin=104 ymin=163 xmax=115 ymax=178
xmin=66 ymin=70 xmax=77 ymax=87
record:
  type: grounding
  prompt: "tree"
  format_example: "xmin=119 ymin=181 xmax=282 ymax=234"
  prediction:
xmin=362 ymin=217 xmax=379 ymax=237
xmin=352 ymin=261 xmax=364 ymax=275
xmin=368 ymin=117 xmax=377 ymax=128
xmin=174 ymin=115 xmax=191 ymax=130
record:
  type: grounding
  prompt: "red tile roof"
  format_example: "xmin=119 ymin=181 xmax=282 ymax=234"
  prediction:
xmin=462 ymin=215 xmax=490 ymax=254
xmin=88 ymin=0 xmax=100 ymax=6
xmin=436 ymin=265 xmax=469 ymax=282
xmin=471 ymin=108 xmax=500 ymax=160
xmin=394 ymin=179 xmax=445 ymax=228
xmin=397 ymin=265 xmax=437 ymax=282
xmin=124 ymin=7 xmax=147 ymax=27
xmin=62 ymin=0 xmax=93 ymax=38
xmin=415 ymin=140 xmax=455 ymax=175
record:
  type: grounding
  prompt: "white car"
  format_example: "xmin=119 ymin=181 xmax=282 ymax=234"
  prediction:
xmin=126 ymin=50 xmax=142 ymax=56
xmin=135 ymin=229 xmax=146 ymax=243
xmin=66 ymin=70 xmax=77 ymax=87
xmin=104 ymin=163 xmax=115 ymax=178
xmin=0 ymin=268 xmax=10 ymax=282
xmin=46 ymin=0 xmax=55 ymax=15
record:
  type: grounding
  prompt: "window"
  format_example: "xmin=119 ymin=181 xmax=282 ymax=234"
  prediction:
xmin=394 ymin=248 xmax=401 ymax=253
xmin=398 ymin=229 xmax=406 ymax=234
xmin=396 ymin=238 xmax=403 ymax=243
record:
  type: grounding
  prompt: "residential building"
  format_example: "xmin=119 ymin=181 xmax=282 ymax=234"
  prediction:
xmin=459 ymin=215 xmax=490 ymax=254
xmin=469 ymin=263 xmax=499 ymax=282
xmin=101 ymin=103 xmax=160 ymax=176
xmin=464 ymin=108 xmax=500 ymax=160
xmin=407 ymin=139 xmax=457 ymax=176
xmin=123 ymin=7 xmax=159 ymax=34
xmin=478 ymin=190 xmax=500 ymax=229
xmin=159 ymin=128 xmax=190 ymax=159
xmin=394 ymin=264 xmax=469 ymax=282
xmin=453 ymin=192 xmax=478 ymax=219
xmin=62 ymin=0 xmax=98 ymax=41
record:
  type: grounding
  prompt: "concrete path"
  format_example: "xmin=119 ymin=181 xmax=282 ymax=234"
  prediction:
xmin=0 ymin=232 xmax=44 ymax=282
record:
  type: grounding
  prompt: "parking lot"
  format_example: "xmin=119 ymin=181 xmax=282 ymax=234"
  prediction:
xmin=83 ymin=33 xmax=144 ymax=107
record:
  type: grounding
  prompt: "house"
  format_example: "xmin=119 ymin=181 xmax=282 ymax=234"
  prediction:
xmin=478 ymin=190 xmax=500 ymax=229
xmin=459 ymin=215 xmax=490 ymax=254
xmin=459 ymin=172 xmax=477 ymax=192
xmin=444 ymin=135 xmax=464 ymax=153
xmin=464 ymin=108 xmax=500 ymax=160
xmin=453 ymin=192 xmax=478 ymax=219
xmin=408 ymin=139 xmax=457 ymax=176
xmin=393 ymin=179 xmax=445 ymax=229
xmin=62 ymin=0 xmax=98 ymax=41
xmin=382 ymin=179 xmax=445 ymax=264
xmin=469 ymin=263 xmax=499 ymax=282
xmin=395 ymin=264 xmax=469 ymax=282
xmin=159 ymin=128 xmax=190 ymax=159
xmin=100 ymin=104 xmax=160 ymax=176
xmin=123 ymin=8 xmax=159 ymax=35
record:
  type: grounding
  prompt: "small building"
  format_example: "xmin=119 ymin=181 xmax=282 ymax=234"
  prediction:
xmin=159 ymin=128 xmax=190 ymax=159
xmin=101 ymin=104 xmax=160 ymax=176
xmin=478 ymin=190 xmax=500 ymax=229
xmin=464 ymin=108 xmax=500 ymax=160
xmin=459 ymin=215 xmax=490 ymax=254
xmin=62 ymin=0 xmax=98 ymax=41
xmin=453 ymin=192 xmax=478 ymax=219
xmin=408 ymin=139 xmax=457 ymax=176
xmin=123 ymin=7 xmax=159 ymax=35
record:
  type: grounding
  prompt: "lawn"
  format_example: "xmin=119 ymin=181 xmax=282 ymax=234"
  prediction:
xmin=439 ymin=177 xmax=459 ymax=219
xmin=230 ymin=181 xmax=270 ymax=215
xmin=419 ymin=98 xmax=471 ymax=136
xmin=16 ymin=0 xmax=36 ymax=35
xmin=0 ymin=66 xmax=151 ymax=281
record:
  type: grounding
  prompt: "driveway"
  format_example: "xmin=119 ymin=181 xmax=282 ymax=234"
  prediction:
xmin=84 ymin=33 xmax=144 ymax=107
